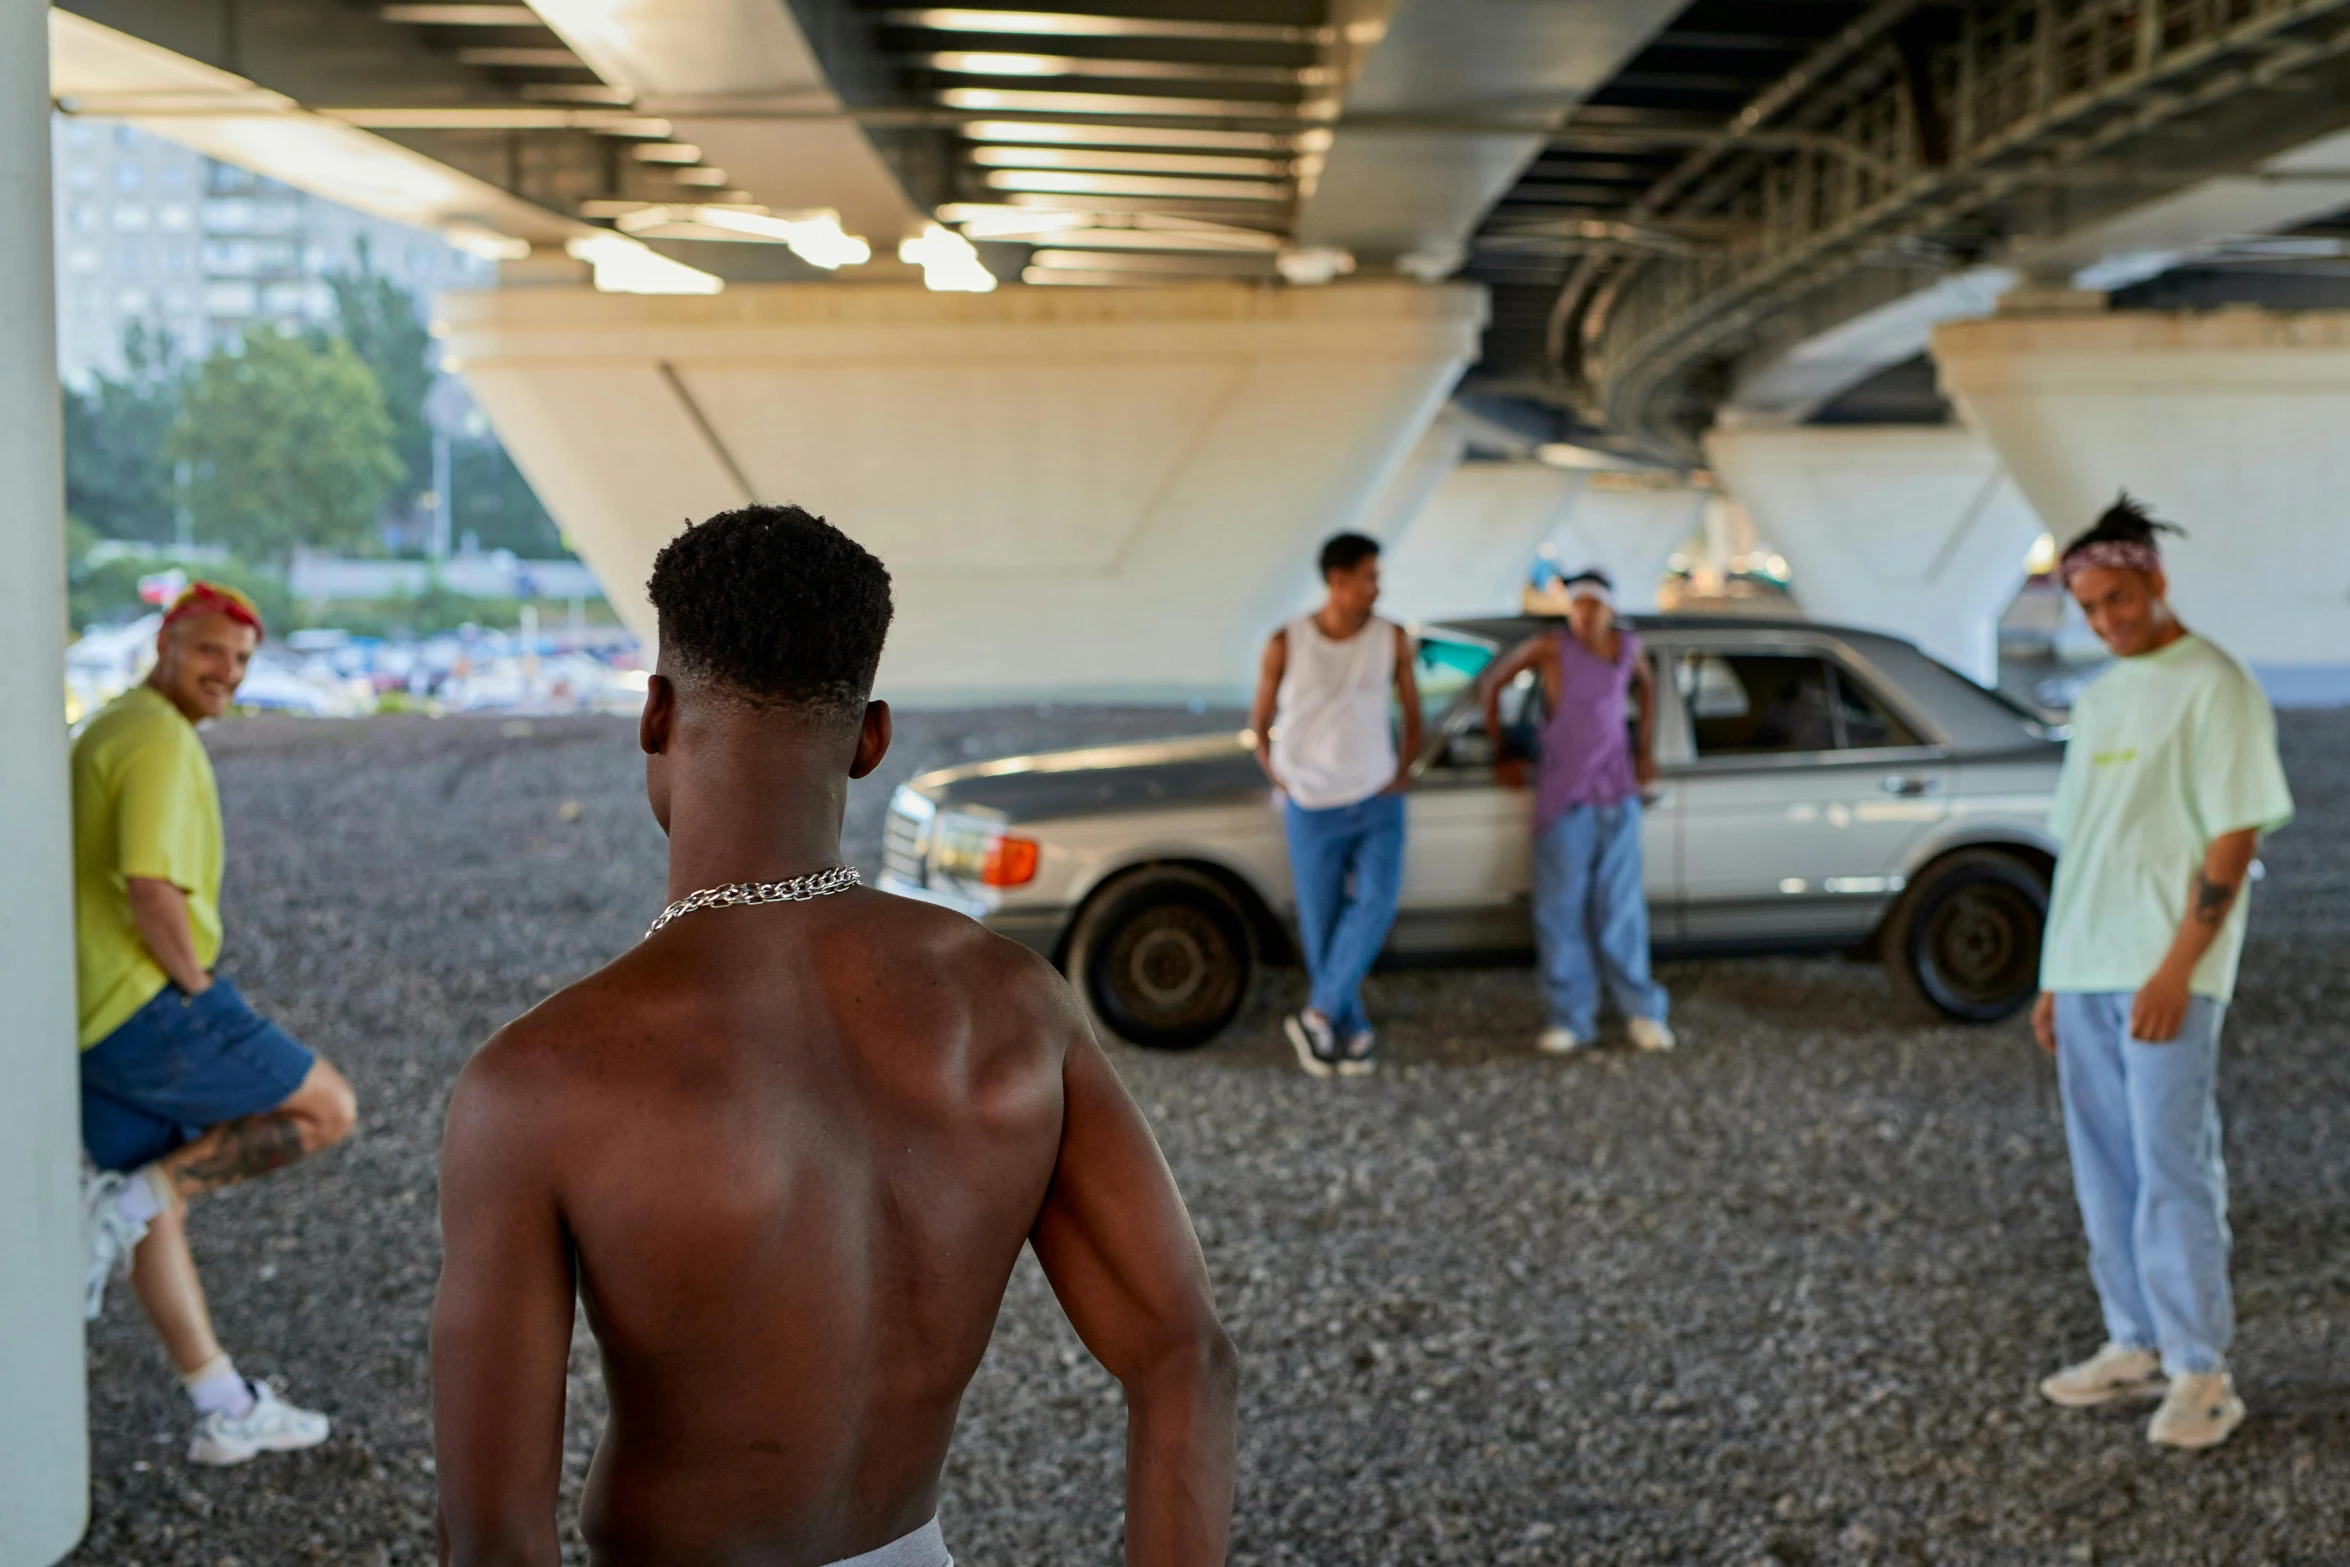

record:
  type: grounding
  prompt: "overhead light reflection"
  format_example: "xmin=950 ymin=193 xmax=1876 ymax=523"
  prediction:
xmin=900 ymin=224 xmax=998 ymax=291
xmin=941 ymin=88 xmax=1299 ymax=119
xmin=971 ymin=146 xmax=1288 ymax=177
xmin=962 ymin=120 xmax=1292 ymax=152
xmin=567 ymin=232 xmax=723 ymax=294
xmin=886 ymin=9 xmax=1328 ymax=44
xmin=985 ymin=169 xmax=1287 ymax=201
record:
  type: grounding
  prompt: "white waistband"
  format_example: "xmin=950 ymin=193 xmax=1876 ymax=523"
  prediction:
xmin=826 ymin=1517 xmax=950 ymax=1567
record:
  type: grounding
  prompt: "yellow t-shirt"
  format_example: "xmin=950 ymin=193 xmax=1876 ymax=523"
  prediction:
xmin=72 ymin=684 xmax=225 ymax=1048
xmin=2041 ymin=633 xmax=2294 ymax=1003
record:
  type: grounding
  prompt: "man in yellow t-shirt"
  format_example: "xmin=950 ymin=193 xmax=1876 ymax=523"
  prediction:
xmin=74 ymin=583 xmax=359 ymax=1466
xmin=2027 ymin=500 xmax=2294 ymax=1454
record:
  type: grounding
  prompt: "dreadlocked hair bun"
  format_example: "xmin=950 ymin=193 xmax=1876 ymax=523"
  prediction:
xmin=2060 ymin=491 xmax=2186 ymax=561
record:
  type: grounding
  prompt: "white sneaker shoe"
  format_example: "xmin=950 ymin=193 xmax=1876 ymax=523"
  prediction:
xmin=1537 ymin=1026 xmax=1587 ymax=1055
xmin=1628 ymin=1016 xmax=1676 ymax=1052
xmin=189 ymin=1380 xmax=332 ymax=1467
xmin=1285 ymin=1010 xmax=1338 ymax=1078
xmin=1336 ymin=1030 xmax=1377 ymax=1078
xmin=83 ymin=1170 xmax=151 ymax=1320
xmin=2039 ymin=1343 xmax=2165 ymax=1407
xmin=2148 ymin=1370 xmax=2245 ymax=1450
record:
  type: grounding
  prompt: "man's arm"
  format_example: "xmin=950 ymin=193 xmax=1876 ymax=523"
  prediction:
xmin=126 ymin=876 xmax=212 ymax=994
xmin=1388 ymin=623 xmax=1422 ymax=791
xmin=1030 ymin=1026 xmax=1237 ymax=1567
xmin=433 ymin=1035 xmax=576 ymax=1567
xmin=1479 ymin=636 xmax=1544 ymax=789
xmin=2128 ymin=827 xmax=2260 ymax=1043
xmin=1248 ymin=630 xmax=1287 ymax=790
xmin=1630 ymin=652 xmax=1659 ymax=789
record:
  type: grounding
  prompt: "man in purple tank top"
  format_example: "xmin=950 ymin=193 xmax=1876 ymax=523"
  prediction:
xmin=1479 ymin=570 xmax=1673 ymax=1055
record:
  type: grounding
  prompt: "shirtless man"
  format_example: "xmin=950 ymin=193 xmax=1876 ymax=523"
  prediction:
xmin=431 ymin=505 xmax=1237 ymax=1567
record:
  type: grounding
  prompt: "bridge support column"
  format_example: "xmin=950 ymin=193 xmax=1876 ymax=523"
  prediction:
xmin=1 ymin=13 xmax=93 ymax=1564
xmin=438 ymin=282 xmax=1484 ymax=700
xmin=1704 ymin=426 xmax=2043 ymax=685
xmin=1936 ymin=308 xmax=2350 ymax=705
xmin=1377 ymin=461 xmax=1583 ymax=624
xmin=1546 ymin=478 xmax=1709 ymax=614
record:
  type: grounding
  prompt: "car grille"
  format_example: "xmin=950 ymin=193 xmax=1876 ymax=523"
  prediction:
xmin=882 ymin=805 xmax=931 ymax=885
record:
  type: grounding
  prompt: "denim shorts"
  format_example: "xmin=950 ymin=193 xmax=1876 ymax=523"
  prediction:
xmin=81 ymin=977 xmax=317 ymax=1171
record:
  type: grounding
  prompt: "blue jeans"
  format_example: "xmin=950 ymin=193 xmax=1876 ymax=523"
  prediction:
xmin=1283 ymin=792 xmax=1406 ymax=1039
xmin=1533 ymin=800 xmax=1667 ymax=1038
xmin=80 ymin=976 xmax=316 ymax=1171
xmin=2054 ymin=991 xmax=2233 ymax=1373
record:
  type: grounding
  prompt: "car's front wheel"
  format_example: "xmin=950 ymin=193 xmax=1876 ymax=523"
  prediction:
xmin=1065 ymin=866 xmax=1255 ymax=1051
xmin=1883 ymin=848 xmax=2049 ymax=1022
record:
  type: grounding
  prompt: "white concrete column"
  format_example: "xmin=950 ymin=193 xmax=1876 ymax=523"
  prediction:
xmin=1546 ymin=478 xmax=1710 ymax=613
xmin=1935 ymin=308 xmax=2350 ymax=704
xmin=1 ymin=15 xmax=93 ymax=1564
xmin=1704 ymin=426 xmax=2044 ymax=686
xmin=438 ymin=281 xmax=1484 ymax=699
xmin=1377 ymin=460 xmax=1584 ymax=625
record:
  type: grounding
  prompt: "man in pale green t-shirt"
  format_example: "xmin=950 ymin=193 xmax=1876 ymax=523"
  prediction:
xmin=2028 ymin=499 xmax=2293 ymax=1453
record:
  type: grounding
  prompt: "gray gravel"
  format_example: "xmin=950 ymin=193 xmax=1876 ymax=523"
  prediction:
xmin=71 ymin=706 xmax=2350 ymax=1566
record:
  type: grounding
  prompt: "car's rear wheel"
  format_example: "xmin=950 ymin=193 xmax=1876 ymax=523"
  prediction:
xmin=1883 ymin=848 xmax=2049 ymax=1022
xmin=1065 ymin=867 xmax=1254 ymax=1051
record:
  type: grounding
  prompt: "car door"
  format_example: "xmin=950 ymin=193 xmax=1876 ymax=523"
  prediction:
xmin=1669 ymin=642 xmax=1953 ymax=945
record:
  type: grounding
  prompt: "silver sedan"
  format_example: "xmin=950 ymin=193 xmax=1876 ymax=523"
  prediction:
xmin=881 ymin=614 xmax=2064 ymax=1049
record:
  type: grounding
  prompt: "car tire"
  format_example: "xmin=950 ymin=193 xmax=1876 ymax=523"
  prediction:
xmin=1065 ymin=867 xmax=1255 ymax=1051
xmin=1883 ymin=848 xmax=2049 ymax=1023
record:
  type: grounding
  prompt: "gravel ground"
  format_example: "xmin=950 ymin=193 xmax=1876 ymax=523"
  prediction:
xmin=71 ymin=706 xmax=2350 ymax=1567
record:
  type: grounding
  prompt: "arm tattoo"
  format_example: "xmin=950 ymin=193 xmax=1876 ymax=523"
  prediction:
xmin=171 ymin=1112 xmax=310 ymax=1194
xmin=2192 ymin=872 xmax=2237 ymax=928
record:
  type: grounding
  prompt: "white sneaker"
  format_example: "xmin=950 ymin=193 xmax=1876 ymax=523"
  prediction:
xmin=1337 ymin=1030 xmax=1376 ymax=1078
xmin=83 ymin=1170 xmax=151 ymax=1320
xmin=188 ymin=1380 xmax=332 ymax=1466
xmin=2148 ymin=1370 xmax=2245 ymax=1450
xmin=1537 ymin=1026 xmax=1587 ymax=1055
xmin=2039 ymin=1343 xmax=2165 ymax=1407
xmin=1285 ymin=1010 xmax=1338 ymax=1078
xmin=1628 ymin=1016 xmax=1677 ymax=1052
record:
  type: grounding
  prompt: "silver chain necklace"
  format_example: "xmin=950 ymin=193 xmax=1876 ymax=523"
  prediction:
xmin=645 ymin=865 xmax=863 ymax=938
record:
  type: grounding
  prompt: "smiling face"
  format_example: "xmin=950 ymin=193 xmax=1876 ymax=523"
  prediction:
xmin=2068 ymin=563 xmax=2177 ymax=658
xmin=150 ymin=610 xmax=258 ymax=720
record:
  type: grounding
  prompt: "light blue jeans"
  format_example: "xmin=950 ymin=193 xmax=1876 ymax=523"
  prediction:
xmin=1283 ymin=791 xmax=1406 ymax=1039
xmin=2054 ymin=991 xmax=2233 ymax=1373
xmin=1534 ymin=800 xmax=1667 ymax=1038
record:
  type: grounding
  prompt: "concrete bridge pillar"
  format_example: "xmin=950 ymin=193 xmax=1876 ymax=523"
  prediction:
xmin=1936 ymin=307 xmax=2350 ymax=705
xmin=1546 ymin=478 xmax=1710 ymax=614
xmin=1377 ymin=461 xmax=1584 ymax=624
xmin=438 ymin=282 xmax=1485 ymax=701
xmin=1704 ymin=426 xmax=2044 ymax=686
xmin=1 ymin=10 xmax=93 ymax=1562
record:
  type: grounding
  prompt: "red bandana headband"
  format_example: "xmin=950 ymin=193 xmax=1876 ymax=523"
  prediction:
xmin=162 ymin=582 xmax=266 ymax=641
xmin=2059 ymin=540 xmax=2161 ymax=588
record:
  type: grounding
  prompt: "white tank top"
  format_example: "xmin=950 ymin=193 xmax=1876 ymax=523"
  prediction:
xmin=1270 ymin=614 xmax=1399 ymax=810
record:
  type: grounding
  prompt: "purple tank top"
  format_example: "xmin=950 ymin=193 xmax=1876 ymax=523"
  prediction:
xmin=1534 ymin=627 xmax=1642 ymax=829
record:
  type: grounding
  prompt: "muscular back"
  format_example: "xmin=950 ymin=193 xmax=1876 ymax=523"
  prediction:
xmin=434 ymin=892 xmax=1092 ymax=1566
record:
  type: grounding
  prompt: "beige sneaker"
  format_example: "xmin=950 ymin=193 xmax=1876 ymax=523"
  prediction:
xmin=2039 ymin=1343 xmax=2165 ymax=1407
xmin=1628 ymin=1015 xmax=1676 ymax=1052
xmin=1537 ymin=1026 xmax=1587 ymax=1055
xmin=2148 ymin=1371 xmax=2245 ymax=1450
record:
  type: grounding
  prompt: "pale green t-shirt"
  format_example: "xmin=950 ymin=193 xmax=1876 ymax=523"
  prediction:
xmin=71 ymin=684 xmax=225 ymax=1048
xmin=2041 ymin=633 xmax=2293 ymax=1002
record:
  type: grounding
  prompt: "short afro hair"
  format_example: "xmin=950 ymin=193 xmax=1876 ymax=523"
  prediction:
xmin=1318 ymin=531 xmax=1381 ymax=578
xmin=647 ymin=504 xmax=893 ymax=715
xmin=2060 ymin=490 xmax=2185 ymax=562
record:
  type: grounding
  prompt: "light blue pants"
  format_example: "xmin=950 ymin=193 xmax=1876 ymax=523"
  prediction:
xmin=2054 ymin=991 xmax=2233 ymax=1374
xmin=1283 ymin=792 xmax=1406 ymax=1039
xmin=1533 ymin=800 xmax=1667 ymax=1038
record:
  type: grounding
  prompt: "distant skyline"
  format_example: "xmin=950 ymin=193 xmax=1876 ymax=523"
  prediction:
xmin=50 ymin=116 xmax=496 ymax=390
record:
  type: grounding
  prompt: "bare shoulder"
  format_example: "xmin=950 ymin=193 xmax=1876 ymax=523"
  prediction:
xmin=850 ymin=890 xmax=1087 ymax=1047
xmin=445 ymin=948 xmax=678 ymax=1145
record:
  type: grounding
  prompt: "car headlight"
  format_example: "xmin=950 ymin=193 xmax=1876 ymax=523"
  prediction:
xmin=935 ymin=817 xmax=1041 ymax=888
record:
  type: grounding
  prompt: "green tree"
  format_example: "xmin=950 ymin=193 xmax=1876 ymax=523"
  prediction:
xmin=64 ymin=322 xmax=186 ymax=542
xmin=326 ymin=239 xmax=436 ymax=510
xmin=169 ymin=330 xmax=403 ymax=568
xmin=453 ymin=438 xmax=569 ymax=557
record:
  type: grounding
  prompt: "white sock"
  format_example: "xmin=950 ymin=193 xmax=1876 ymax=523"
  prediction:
xmin=181 ymin=1354 xmax=256 ymax=1420
xmin=113 ymin=1165 xmax=167 ymax=1229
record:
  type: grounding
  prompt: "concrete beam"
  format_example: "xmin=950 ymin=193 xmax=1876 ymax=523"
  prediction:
xmin=1546 ymin=479 xmax=1708 ymax=616
xmin=1705 ymin=426 xmax=2043 ymax=687
xmin=1 ymin=9 xmax=93 ymax=1561
xmin=1935 ymin=307 xmax=2350 ymax=705
xmin=437 ymin=280 xmax=1486 ymax=699
xmin=1377 ymin=461 xmax=1583 ymax=626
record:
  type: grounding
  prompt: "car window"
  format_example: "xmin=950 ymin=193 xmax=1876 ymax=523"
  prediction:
xmin=1415 ymin=636 xmax=1494 ymax=729
xmin=1832 ymin=665 xmax=1921 ymax=749
xmin=1426 ymin=664 xmax=1541 ymax=771
xmin=1678 ymin=652 xmax=1839 ymax=756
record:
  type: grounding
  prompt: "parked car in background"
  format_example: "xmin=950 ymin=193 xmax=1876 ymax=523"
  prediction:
xmin=882 ymin=615 xmax=2066 ymax=1050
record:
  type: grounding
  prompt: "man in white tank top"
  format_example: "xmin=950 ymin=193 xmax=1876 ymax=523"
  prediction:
xmin=1249 ymin=533 xmax=1422 ymax=1077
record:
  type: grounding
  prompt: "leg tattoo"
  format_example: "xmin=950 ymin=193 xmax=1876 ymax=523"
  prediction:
xmin=166 ymin=1112 xmax=311 ymax=1197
